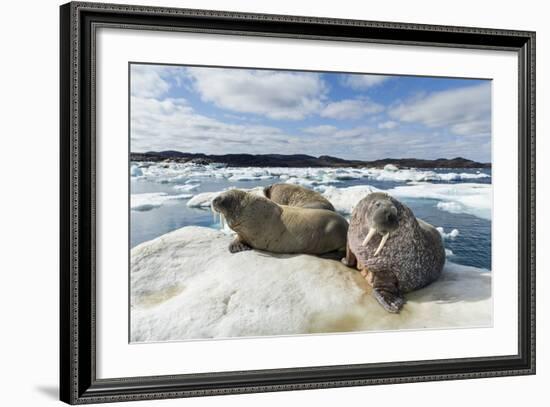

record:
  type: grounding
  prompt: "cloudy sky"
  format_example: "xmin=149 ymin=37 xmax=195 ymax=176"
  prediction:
xmin=130 ymin=64 xmax=491 ymax=162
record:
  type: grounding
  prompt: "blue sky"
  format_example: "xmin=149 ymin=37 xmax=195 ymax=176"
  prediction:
xmin=130 ymin=64 xmax=491 ymax=162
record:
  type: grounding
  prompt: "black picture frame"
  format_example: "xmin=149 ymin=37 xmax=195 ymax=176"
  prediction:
xmin=60 ymin=1 xmax=536 ymax=404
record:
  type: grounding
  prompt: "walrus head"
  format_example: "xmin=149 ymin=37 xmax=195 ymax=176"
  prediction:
xmin=361 ymin=192 xmax=400 ymax=256
xmin=211 ymin=189 xmax=248 ymax=228
xmin=212 ymin=189 xmax=281 ymax=232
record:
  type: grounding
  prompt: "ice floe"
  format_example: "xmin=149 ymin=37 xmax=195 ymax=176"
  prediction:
xmin=186 ymin=192 xmax=218 ymax=208
xmin=437 ymin=227 xmax=460 ymax=240
xmin=437 ymin=201 xmax=463 ymax=213
xmin=130 ymin=165 xmax=143 ymax=177
xmin=131 ymin=192 xmax=193 ymax=211
xmin=315 ymin=182 xmax=490 ymax=221
xmin=131 ymin=162 xmax=491 ymax=221
xmin=130 ymin=226 xmax=492 ymax=342
xmin=131 ymin=162 xmax=490 ymax=187
xmin=318 ymin=185 xmax=380 ymax=214
xmin=173 ymin=183 xmax=200 ymax=192
xmin=389 ymin=183 xmax=492 ymax=220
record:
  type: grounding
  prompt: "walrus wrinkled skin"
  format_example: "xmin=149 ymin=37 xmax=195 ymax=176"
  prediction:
xmin=342 ymin=192 xmax=445 ymax=313
xmin=264 ymin=183 xmax=335 ymax=211
xmin=212 ymin=189 xmax=348 ymax=255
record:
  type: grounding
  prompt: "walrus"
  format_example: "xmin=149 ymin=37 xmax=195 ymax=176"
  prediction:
xmin=211 ymin=189 xmax=348 ymax=255
xmin=264 ymin=183 xmax=335 ymax=211
xmin=342 ymin=192 xmax=445 ymax=313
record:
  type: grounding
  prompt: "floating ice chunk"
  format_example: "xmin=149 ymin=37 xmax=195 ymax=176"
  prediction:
xmin=130 ymin=163 xmax=490 ymax=186
xmin=445 ymin=248 xmax=454 ymax=257
xmin=130 ymin=165 xmax=143 ymax=177
xmin=285 ymin=177 xmax=319 ymax=188
xmin=187 ymin=192 xmax=219 ymax=208
xmin=437 ymin=201 xmax=463 ymax=213
xmin=359 ymin=167 xmax=490 ymax=183
xmin=388 ymin=182 xmax=492 ymax=220
xmin=174 ymin=183 xmax=200 ymax=192
xmin=436 ymin=227 xmax=460 ymax=240
xmin=316 ymin=182 xmax=490 ymax=220
xmin=227 ymin=174 xmax=274 ymax=182
xmin=321 ymin=185 xmax=380 ymax=214
xmin=131 ymin=193 xmax=193 ymax=211
xmin=130 ymin=226 xmax=492 ymax=342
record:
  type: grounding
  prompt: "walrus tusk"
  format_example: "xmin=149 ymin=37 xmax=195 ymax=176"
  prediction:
xmin=374 ymin=232 xmax=390 ymax=256
xmin=362 ymin=228 xmax=377 ymax=246
xmin=210 ymin=198 xmax=226 ymax=230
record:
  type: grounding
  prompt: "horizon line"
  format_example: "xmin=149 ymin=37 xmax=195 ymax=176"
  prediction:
xmin=130 ymin=151 xmax=491 ymax=164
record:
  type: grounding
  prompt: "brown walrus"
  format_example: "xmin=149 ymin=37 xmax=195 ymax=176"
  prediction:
xmin=342 ymin=192 xmax=445 ymax=313
xmin=264 ymin=183 xmax=335 ymax=211
xmin=211 ymin=189 xmax=348 ymax=255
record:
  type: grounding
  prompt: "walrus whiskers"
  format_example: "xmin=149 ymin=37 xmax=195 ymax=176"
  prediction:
xmin=210 ymin=197 xmax=227 ymax=230
xmin=211 ymin=200 xmax=218 ymax=224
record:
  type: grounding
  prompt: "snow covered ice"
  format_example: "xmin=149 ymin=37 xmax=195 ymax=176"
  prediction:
xmin=437 ymin=227 xmax=460 ymax=240
xmin=315 ymin=183 xmax=491 ymax=220
xmin=131 ymin=192 xmax=193 ymax=211
xmin=130 ymin=227 xmax=492 ymax=342
xmin=131 ymin=161 xmax=490 ymax=186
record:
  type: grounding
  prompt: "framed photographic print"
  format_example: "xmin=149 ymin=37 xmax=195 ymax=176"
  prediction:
xmin=60 ymin=1 xmax=536 ymax=404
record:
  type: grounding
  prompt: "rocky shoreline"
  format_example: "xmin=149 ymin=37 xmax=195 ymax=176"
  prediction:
xmin=130 ymin=151 xmax=491 ymax=169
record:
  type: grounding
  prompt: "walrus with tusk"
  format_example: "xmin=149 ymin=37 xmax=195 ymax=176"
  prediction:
xmin=211 ymin=189 xmax=348 ymax=255
xmin=342 ymin=192 xmax=445 ymax=313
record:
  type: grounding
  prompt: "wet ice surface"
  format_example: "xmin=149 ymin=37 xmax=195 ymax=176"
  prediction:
xmin=130 ymin=162 xmax=491 ymax=270
xmin=130 ymin=227 xmax=492 ymax=342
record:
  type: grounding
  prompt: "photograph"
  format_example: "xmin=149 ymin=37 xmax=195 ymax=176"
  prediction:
xmin=58 ymin=2 xmax=536 ymax=403
xmin=129 ymin=63 xmax=493 ymax=342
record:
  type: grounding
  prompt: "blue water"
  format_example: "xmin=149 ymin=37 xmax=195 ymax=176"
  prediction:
xmin=130 ymin=168 xmax=491 ymax=271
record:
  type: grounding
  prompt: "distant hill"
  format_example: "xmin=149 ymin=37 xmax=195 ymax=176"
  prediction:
xmin=131 ymin=151 xmax=491 ymax=169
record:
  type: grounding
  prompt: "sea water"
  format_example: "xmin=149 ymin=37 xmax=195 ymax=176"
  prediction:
xmin=130 ymin=163 xmax=491 ymax=271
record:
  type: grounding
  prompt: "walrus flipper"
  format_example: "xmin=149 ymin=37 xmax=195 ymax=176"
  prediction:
xmin=341 ymin=244 xmax=357 ymax=267
xmin=228 ymin=237 xmax=252 ymax=254
xmin=371 ymin=269 xmax=405 ymax=314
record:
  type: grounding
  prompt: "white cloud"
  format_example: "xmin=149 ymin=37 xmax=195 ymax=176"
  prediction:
xmin=389 ymin=82 xmax=491 ymax=137
xmin=129 ymin=65 xmax=490 ymax=161
xmin=185 ymin=67 xmax=327 ymax=120
xmin=131 ymin=96 xmax=297 ymax=154
xmin=131 ymin=95 xmax=489 ymax=161
xmin=320 ymin=99 xmax=384 ymax=120
xmin=302 ymin=125 xmax=338 ymax=135
xmin=341 ymin=74 xmax=391 ymax=90
xmin=378 ymin=120 xmax=398 ymax=129
xmin=131 ymin=65 xmax=171 ymax=98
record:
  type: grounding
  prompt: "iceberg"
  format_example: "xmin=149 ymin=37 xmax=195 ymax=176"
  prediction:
xmin=132 ymin=162 xmax=490 ymax=186
xmin=173 ymin=183 xmax=200 ymax=192
xmin=319 ymin=185 xmax=380 ymax=214
xmin=130 ymin=165 xmax=143 ymax=177
xmin=389 ymin=182 xmax=492 ymax=220
xmin=130 ymin=227 xmax=492 ymax=342
xmin=131 ymin=192 xmax=193 ymax=211
xmin=437 ymin=227 xmax=460 ymax=240
xmin=437 ymin=201 xmax=464 ymax=213
xmin=186 ymin=192 xmax=218 ymax=208
xmin=318 ymin=182 xmax=491 ymax=220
